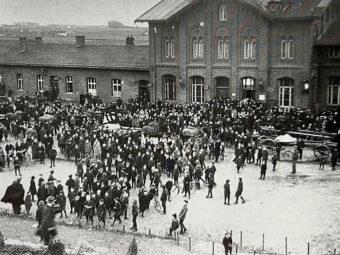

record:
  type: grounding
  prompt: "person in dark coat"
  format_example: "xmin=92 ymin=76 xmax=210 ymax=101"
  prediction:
xmin=234 ymin=178 xmax=245 ymax=204
xmin=260 ymin=162 xmax=267 ymax=180
xmin=222 ymin=232 xmax=233 ymax=255
xmin=37 ymin=196 xmax=57 ymax=245
xmin=138 ymin=189 xmax=148 ymax=217
xmin=206 ymin=174 xmax=214 ymax=198
xmin=223 ymin=180 xmax=230 ymax=205
xmin=131 ymin=199 xmax=138 ymax=231
xmin=97 ymin=199 xmax=106 ymax=227
xmin=1 ymin=178 xmax=25 ymax=214
xmin=169 ymin=213 xmax=179 ymax=236
xmin=160 ymin=185 xmax=168 ymax=214
xmin=36 ymin=201 xmax=45 ymax=227
xmin=37 ymin=182 xmax=48 ymax=204
xmin=49 ymin=146 xmax=57 ymax=168
xmin=29 ymin=176 xmax=37 ymax=201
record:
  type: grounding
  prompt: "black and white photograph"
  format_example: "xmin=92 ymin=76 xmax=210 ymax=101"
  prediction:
xmin=0 ymin=0 xmax=339 ymax=254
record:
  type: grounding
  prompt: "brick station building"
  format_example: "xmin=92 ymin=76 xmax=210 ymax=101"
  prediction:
xmin=0 ymin=36 xmax=150 ymax=103
xmin=136 ymin=0 xmax=340 ymax=108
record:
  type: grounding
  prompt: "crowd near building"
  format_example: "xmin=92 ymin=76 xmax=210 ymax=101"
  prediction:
xmin=0 ymin=0 xmax=339 ymax=107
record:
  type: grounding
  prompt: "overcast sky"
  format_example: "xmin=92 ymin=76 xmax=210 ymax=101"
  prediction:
xmin=0 ymin=0 xmax=160 ymax=26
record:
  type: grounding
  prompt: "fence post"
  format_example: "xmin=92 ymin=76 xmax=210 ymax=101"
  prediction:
xmin=262 ymin=233 xmax=265 ymax=251
xmin=307 ymin=242 xmax=310 ymax=255
xmin=236 ymin=244 xmax=238 ymax=254
xmin=123 ymin=226 xmax=125 ymax=233
xmin=189 ymin=236 xmax=191 ymax=251
xmin=177 ymin=235 xmax=180 ymax=246
xmin=212 ymin=241 xmax=215 ymax=255
xmin=240 ymin=231 xmax=243 ymax=247
xmin=148 ymin=229 xmax=151 ymax=236
xmin=254 ymin=250 xmax=256 ymax=255
xmin=334 ymin=248 xmax=336 ymax=255
xmin=285 ymin=237 xmax=288 ymax=255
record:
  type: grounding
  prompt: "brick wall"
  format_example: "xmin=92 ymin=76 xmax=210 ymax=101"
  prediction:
xmin=0 ymin=65 xmax=149 ymax=103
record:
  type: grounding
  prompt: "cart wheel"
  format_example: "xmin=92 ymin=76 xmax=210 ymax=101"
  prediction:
xmin=282 ymin=150 xmax=293 ymax=160
xmin=314 ymin=145 xmax=331 ymax=160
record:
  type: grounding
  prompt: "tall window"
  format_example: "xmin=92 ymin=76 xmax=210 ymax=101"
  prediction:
xmin=17 ymin=74 xmax=23 ymax=90
xmin=193 ymin=37 xmax=204 ymax=59
xmin=215 ymin=77 xmax=229 ymax=98
xmin=279 ymin=78 xmax=294 ymax=107
xmin=219 ymin=4 xmax=227 ymax=21
xmin=37 ymin=75 xmax=44 ymax=91
xmin=87 ymin=77 xmax=97 ymax=96
xmin=165 ymin=39 xmax=175 ymax=58
xmin=163 ymin=75 xmax=176 ymax=101
xmin=242 ymin=77 xmax=255 ymax=90
xmin=64 ymin=76 xmax=73 ymax=93
xmin=244 ymin=39 xmax=256 ymax=59
xmin=0 ymin=73 xmax=2 ymax=82
xmin=328 ymin=76 xmax=340 ymax=105
xmin=281 ymin=40 xmax=294 ymax=59
xmin=112 ymin=79 xmax=122 ymax=97
xmin=329 ymin=47 xmax=340 ymax=59
xmin=192 ymin=76 xmax=205 ymax=103
xmin=218 ymin=39 xmax=229 ymax=59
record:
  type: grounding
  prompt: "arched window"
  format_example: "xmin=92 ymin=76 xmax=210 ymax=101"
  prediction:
xmin=215 ymin=77 xmax=230 ymax=98
xmin=328 ymin=76 xmax=340 ymax=105
xmin=278 ymin=78 xmax=294 ymax=107
xmin=164 ymin=37 xmax=175 ymax=58
xmin=191 ymin=26 xmax=204 ymax=59
xmin=244 ymin=38 xmax=256 ymax=59
xmin=191 ymin=76 xmax=205 ymax=103
xmin=219 ymin=4 xmax=227 ymax=21
xmin=217 ymin=37 xmax=229 ymax=59
xmin=163 ymin=75 xmax=176 ymax=101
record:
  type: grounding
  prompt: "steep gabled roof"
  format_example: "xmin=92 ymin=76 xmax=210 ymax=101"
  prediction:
xmin=0 ymin=42 xmax=149 ymax=70
xmin=135 ymin=0 xmax=197 ymax=22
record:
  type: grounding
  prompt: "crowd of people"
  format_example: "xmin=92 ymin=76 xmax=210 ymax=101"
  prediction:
xmin=0 ymin=94 xmax=340 ymax=248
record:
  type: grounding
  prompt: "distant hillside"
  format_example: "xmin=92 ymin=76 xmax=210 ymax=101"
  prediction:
xmin=108 ymin=20 xmax=124 ymax=28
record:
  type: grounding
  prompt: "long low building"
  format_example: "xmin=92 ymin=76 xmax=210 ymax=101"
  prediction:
xmin=0 ymin=36 xmax=151 ymax=102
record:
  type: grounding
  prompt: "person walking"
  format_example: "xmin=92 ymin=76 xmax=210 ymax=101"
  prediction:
xmin=131 ymin=199 xmax=138 ymax=231
xmin=49 ymin=146 xmax=57 ymax=168
xmin=223 ymin=180 xmax=230 ymax=205
xmin=271 ymin=153 xmax=277 ymax=171
xmin=37 ymin=196 xmax=57 ymax=245
xmin=206 ymin=174 xmax=214 ymax=198
xmin=179 ymin=200 xmax=188 ymax=234
xmin=234 ymin=178 xmax=245 ymax=204
xmin=160 ymin=185 xmax=168 ymax=214
xmin=169 ymin=213 xmax=179 ymax=236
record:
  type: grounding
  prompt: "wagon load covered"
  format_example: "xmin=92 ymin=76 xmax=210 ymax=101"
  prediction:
xmin=39 ymin=114 xmax=54 ymax=122
xmin=275 ymin=134 xmax=297 ymax=144
xmin=142 ymin=122 xmax=161 ymax=137
xmin=182 ymin=126 xmax=201 ymax=137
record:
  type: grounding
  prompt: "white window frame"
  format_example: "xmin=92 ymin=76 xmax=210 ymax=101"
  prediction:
xmin=244 ymin=40 xmax=250 ymax=59
xmin=327 ymin=77 xmax=340 ymax=105
xmin=329 ymin=47 xmax=340 ymax=59
xmin=193 ymin=38 xmax=198 ymax=59
xmin=170 ymin=39 xmax=175 ymax=58
xmin=218 ymin=39 xmax=229 ymax=59
xmin=281 ymin=40 xmax=294 ymax=59
xmin=37 ymin=75 xmax=44 ymax=91
xmin=242 ymin=78 xmax=255 ymax=90
xmin=192 ymin=77 xmax=204 ymax=103
xmin=219 ymin=4 xmax=227 ymax=21
xmin=0 ymin=73 xmax=2 ymax=82
xmin=250 ymin=40 xmax=256 ymax=59
xmin=288 ymin=40 xmax=294 ymax=59
xmin=281 ymin=40 xmax=287 ymax=59
xmin=66 ymin=76 xmax=73 ymax=93
xmin=198 ymin=38 xmax=204 ymax=58
xmin=112 ymin=78 xmax=122 ymax=97
xmin=165 ymin=39 xmax=170 ymax=58
xmin=87 ymin=77 xmax=97 ymax=96
xmin=17 ymin=74 xmax=23 ymax=91
xmin=279 ymin=78 xmax=294 ymax=107
xmin=163 ymin=75 xmax=176 ymax=101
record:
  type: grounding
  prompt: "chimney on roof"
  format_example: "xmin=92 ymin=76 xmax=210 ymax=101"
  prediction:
xmin=19 ymin=37 xmax=27 ymax=50
xmin=126 ymin=35 xmax=135 ymax=46
xmin=76 ymin=36 xmax=85 ymax=47
xmin=35 ymin=36 xmax=43 ymax=43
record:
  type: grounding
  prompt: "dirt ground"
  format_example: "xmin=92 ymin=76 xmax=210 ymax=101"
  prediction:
xmin=0 ymin=148 xmax=340 ymax=255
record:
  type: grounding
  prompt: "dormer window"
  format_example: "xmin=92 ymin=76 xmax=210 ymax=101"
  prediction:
xmin=219 ymin=4 xmax=227 ymax=21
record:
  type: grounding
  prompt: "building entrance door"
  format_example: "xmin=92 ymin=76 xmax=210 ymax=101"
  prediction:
xmin=50 ymin=76 xmax=59 ymax=100
xmin=139 ymin=80 xmax=150 ymax=102
xmin=241 ymin=77 xmax=256 ymax=100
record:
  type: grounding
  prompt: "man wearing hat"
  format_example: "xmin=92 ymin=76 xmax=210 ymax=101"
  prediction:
xmin=223 ymin=180 xmax=230 ymax=205
xmin=169 ymin=213 xmax=179 ymax=236
xmin=38 ymin=196 xmax=57 ymax=245
xmin=131 ymin=199 xmax=138 ymax=231
xmin=234 ymin=178 xmax=245 ymax=204
xmin=179 ymin=200 xmax=188 ymax=234
xmin=222 ymin=231 xmax=233 ymax=255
